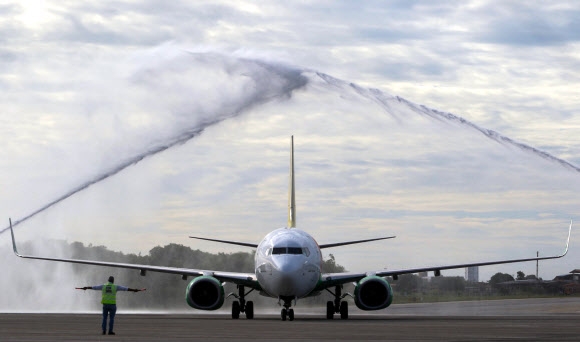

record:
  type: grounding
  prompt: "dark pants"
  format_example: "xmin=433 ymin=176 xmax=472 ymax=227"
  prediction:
xmin=102 ymin=304 xmax=117 ymax=333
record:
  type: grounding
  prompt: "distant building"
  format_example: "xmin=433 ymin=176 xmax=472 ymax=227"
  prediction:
xmin=554 ymin=270 xmax=580 ymax=282
xmin=465 ymin=266 xmax=479 ymax=282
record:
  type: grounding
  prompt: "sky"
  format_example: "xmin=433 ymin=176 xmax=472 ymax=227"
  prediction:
xmin=1 ymin=1 xmax=580 ymax=311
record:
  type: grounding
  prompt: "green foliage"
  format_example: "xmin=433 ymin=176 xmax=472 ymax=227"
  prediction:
xmin=394 ymin=274 xmax=422 ymax=294
xmin=321 ymin=253 xmax=346 ymax=273
xmin=489 ymin=272 xmax=515 ymax=288
xmin=430 ymin=276 xmax=466 ymax=293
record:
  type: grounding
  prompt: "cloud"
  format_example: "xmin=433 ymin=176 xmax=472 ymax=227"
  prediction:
xmin=471 ymin=2 xmax=580 ymax=46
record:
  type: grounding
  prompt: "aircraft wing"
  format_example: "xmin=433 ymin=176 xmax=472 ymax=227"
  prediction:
xmin=319 ymin=236 xmax=396 ymax=249
xmin=317 ymin=220 xmax=572 ymax=289
xmin=9 ymin=220 xmax=259 ymax=289
xmin=189 ymin=236 xmax=258 ymax=248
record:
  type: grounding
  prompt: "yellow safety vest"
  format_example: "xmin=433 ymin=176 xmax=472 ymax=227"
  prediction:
xmin=101 ymin=282 xmax=117 ymax=304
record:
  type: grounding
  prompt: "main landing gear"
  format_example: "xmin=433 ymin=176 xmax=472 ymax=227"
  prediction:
xmin=325 ymin=285 xmax=349 ymax=319
xmin=230 ymin=285 xmax=254 ymax=319
xmin=279 ymin=296 xmax=295 ymax=321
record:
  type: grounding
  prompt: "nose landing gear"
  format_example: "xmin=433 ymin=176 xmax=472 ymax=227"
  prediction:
xmin=279 ymin=296 xmax=295 ymax=321
xmin=281 ymin=307 xmax=294 ymax=321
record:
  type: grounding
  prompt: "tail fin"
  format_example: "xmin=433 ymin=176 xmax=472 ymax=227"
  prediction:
xmin=288 ymin=136 xmax=296 ymax=228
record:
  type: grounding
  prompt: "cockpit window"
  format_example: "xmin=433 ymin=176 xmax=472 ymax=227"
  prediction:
xmin=270 ymin=247 xmax=309 ymax=255
xmin=272 ymin=247 xmax=287 ymax=255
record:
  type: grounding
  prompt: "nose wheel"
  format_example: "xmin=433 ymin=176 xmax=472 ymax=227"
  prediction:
xmin=281 ymin=308 xmax=294 ymax=321
xmin=279 ymin=296 xmax=295 ymax=321
xmin=229 ymin=285 xmax=254 ymax=319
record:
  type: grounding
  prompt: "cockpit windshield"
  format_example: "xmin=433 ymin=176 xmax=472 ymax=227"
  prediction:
xmin=272 ymin=247 xmax=287 ymax=255
xmin=268 ymin=247 xmax=310 ymax=256
xmin=287 ymin=247 xmax=303 ymax=254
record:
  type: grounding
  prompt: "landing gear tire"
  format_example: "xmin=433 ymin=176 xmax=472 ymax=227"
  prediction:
xmin=326 ymin=301 xmax=334 ymax=319
xmin=246 ymin=301 xmax=254 ymax=319
xmin=232 ymin=301 xmax=240 ymax=319
xmin=281 ymin=308 xmax=287 ymax=321
xmin=288 ymin=308 xmax=294 ymax=321
xmin=340 ymin=301 xmax=348 ymax=320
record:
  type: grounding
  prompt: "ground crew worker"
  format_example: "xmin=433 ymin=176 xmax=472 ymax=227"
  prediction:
xmin=79 ymin=276 xmax=145 ymax=335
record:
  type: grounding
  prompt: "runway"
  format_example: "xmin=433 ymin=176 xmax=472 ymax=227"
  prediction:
xmin=2 ymin=298 xmax=580 ymax=341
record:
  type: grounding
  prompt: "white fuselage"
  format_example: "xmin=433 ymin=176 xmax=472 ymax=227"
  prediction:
xmin=255 ymin=228 xmax=322 ymax=299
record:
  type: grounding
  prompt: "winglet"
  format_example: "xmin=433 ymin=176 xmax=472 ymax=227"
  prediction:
xmin=288 ymin=136 xmax=296 ymax=228
xmin=9 ymin=218 xmax=21 ymax=257
xmin=562 ymin=219 xmax=572 ymax=257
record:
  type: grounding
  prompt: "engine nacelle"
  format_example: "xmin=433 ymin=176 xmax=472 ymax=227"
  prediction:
xmin=354 ymin=275 xmax=393 ymax=311
xmin=185 ymin=276 xmax=225 ymax=310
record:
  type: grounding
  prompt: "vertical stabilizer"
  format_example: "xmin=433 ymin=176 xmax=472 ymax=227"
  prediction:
xmin=288 ymin=136 xmax=296 ymax=228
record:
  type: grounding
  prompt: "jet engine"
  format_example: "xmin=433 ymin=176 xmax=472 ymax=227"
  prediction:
xmin=354 ymin=275 xmax=393 ymax=310
xmin=185 ymin=276 xmax=225 ymax=310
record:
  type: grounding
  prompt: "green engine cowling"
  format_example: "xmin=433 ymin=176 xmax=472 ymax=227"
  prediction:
xmin=185 ymin=276 xmax=225 ymax=310
xmin=354 ymin=275 xmax=393 ymax=310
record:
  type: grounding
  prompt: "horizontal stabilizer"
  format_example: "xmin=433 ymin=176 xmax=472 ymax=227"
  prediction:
xmin=189 ymin=236 xmax=258 ymax=248
xmin=319 ymin=236 xmax=396 ymax=249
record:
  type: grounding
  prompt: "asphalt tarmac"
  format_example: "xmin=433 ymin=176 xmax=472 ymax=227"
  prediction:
xmin=2 ymin=298 xmax=580 ymax=341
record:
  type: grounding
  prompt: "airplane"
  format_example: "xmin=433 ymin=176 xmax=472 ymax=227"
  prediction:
xmin=9 ymin=136 xmax=572 ymax=321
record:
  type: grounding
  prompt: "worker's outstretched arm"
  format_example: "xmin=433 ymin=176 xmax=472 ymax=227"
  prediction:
xmin=75 ymin=286 xmax=97 ymax=290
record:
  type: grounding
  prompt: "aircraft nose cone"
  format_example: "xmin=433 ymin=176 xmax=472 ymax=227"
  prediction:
xmin=269 ymin=256 xmax=305 ymax=296
xmin=273 ymin=256 xmax=301 ymax=274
